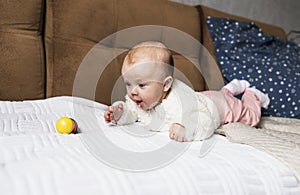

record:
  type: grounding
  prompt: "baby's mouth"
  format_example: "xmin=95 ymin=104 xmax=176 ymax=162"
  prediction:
xmin=135 ymin=100 xmax=143 ymax=107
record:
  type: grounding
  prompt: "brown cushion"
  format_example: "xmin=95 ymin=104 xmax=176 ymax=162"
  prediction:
xmin=45 ymin=0 xmax=203 ymax=105
xmin=0 ymin=0 xmax=45 ymax=100
xmin=198 ymin=5 xmax=287 ymax=66
xmin=173 ymin=54 xmax=205 ymax=91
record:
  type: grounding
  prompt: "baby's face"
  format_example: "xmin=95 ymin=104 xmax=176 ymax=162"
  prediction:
xmin=122 ymin=61 xmax=169 ymax=110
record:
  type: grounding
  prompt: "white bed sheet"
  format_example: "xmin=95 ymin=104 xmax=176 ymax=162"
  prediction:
xmin=0 ymin=96 xmax=299 ymax=195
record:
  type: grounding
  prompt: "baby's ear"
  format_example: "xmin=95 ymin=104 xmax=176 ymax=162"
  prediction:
xmin=163 ymin=76 xmax=173 ymax=92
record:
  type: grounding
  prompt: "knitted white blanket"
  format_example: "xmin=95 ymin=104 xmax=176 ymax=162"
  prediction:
xmin=216 ymin=116 xmax=300 ymax=180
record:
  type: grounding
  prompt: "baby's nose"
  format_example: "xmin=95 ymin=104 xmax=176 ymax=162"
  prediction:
xmin=131 ymin=86 xmax=138 ymax=95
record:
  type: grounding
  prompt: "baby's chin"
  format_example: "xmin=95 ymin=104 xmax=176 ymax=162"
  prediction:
xmin=139 ymin=104 xmax=151 ymax=111
xmin=141 ymin=102 xmax=160 ymax=111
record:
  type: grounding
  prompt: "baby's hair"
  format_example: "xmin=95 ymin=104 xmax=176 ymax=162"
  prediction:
xmin=124 ymin=41 xmax=174 ymax=76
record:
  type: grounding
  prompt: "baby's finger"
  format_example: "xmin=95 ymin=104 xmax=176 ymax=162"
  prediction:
xmin=104 ymin=110 xmax=113 ymax=122
xmin=169 ymin=129 xmax=175 ymax=139
xmin=104 ymin=115 xmax=111 ymax=123
xmin=108 ymin=106 xmax=114 ymax=112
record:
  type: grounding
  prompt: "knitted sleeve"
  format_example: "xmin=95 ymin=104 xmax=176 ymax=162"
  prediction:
xmin=113 ymin=96 xmax=138 ymax=125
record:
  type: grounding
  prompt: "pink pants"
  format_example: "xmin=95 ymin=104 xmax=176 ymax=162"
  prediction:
xmin=202 ymin=89 xmax=261 ymax=127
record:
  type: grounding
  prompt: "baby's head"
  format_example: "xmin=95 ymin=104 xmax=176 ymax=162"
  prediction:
xmin=122 ymin=41 xmax=174 ymax=78
xmin=121 ymin=41 xmax=174 ymax=110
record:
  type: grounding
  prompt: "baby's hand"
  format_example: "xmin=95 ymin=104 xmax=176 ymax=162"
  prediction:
xmin=104 ymin=103 xmax=124 ymax=123
xmin=169 ymin=123 xmax=188 ymax=142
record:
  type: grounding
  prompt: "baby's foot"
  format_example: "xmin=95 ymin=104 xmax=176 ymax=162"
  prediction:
xmin=247 ymin=87 xmax=270 ymax=109
xmin=169 ymin=123 xmax=188 ymax=142
xmin=224 ymin=79 xmax=250 ymax=95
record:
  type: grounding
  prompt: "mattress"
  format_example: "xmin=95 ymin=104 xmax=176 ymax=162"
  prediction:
xmin=1 ymin=96 xmax=299 ymax=195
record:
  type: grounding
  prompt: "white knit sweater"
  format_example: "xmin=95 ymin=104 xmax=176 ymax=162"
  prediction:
xmin=114 ymin=79 xmax=220 ymax=141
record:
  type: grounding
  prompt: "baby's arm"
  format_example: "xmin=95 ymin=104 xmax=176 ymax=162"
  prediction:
xmin=104 ymin=103 xmax=124 ymax=123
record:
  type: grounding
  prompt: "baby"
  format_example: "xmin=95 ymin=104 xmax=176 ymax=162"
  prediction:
xmin=104 ymin=41 xmax=270 ymax=142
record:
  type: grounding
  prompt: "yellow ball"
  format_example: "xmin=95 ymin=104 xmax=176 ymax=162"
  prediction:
xmin=56 ymin=117 xmax=74 ymax=134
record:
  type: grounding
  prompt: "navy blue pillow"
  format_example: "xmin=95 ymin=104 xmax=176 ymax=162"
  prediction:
xmin=206 ymin=16 xmax=299 ymax=118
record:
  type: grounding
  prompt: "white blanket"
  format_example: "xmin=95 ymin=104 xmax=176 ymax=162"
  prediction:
xmin=1 ymin=96 xmax=300 ymax=195
xmin=216 ymin=116 xmax=300 ymax=181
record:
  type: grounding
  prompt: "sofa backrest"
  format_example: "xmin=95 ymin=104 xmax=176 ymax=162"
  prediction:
xmin=0 ymin=0 xmax=45 ymax=100
xmin=45 ymin=0 xmax=208 ymax=105
xmin=0 ymin=1 xmax=288 ymax=104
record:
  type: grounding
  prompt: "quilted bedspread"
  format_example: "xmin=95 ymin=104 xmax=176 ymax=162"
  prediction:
xmin=0 ymin=96 xmax=300 ymax=195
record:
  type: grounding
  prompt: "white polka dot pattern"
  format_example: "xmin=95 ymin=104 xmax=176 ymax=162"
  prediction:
xmin=207 ymin=17 xmax=300 ymax=118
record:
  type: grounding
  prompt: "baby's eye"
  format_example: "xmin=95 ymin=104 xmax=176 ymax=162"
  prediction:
xmin=138 ymin=83 xmax=146 ymax=88
xmin=125 ymin=82 xmax=131 ymax=87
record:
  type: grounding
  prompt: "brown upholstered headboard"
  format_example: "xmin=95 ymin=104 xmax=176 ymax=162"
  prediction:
xmin=0 ymin=0 xmax=287 ymax=104
xmin=45 ymin=0 xmax=206 ymax=105
xmin=0 ymin=0 xmax=45 ymax=100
